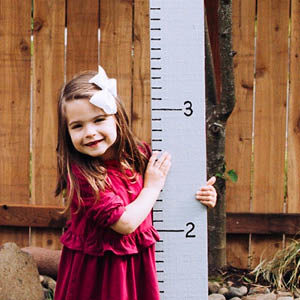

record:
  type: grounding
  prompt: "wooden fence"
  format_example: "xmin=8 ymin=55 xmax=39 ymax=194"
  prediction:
xmin=0 ymin=0 xmax=151 ymax=250
xmin=226 ymin=0 xmax=300 ymax=268
xmin=1 ymin=0 xmax=300 ymax=270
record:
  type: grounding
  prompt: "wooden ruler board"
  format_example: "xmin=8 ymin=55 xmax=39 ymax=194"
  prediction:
xmin=149 ymin=0 xmax=207 ymax=299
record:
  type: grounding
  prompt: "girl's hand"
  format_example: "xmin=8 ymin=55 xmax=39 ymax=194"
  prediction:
xmin=144 ymin=151 xmax=171 ymax=192
xmin=195 ymin=176 xmax=217 ymax=208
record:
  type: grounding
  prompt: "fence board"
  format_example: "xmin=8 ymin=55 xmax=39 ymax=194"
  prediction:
xmin=226 ymin=0 xmax=256 ymax=268
xmin=132 ymin=0 xmax=151 ymax=143
xmin=251 ymin=0 xmax=289 ymax=267
xmin=0 ymin=0 xmax=31 ymax=247
xmin=31 ymin=0 xmax=66 ymax=249
xmin=288 ymin=0 xmax=300 ymax=213
xmin=99 ymin=0 xmax=133 ymax=119
xmin=66 ymin=0 xmax=99 ymax=80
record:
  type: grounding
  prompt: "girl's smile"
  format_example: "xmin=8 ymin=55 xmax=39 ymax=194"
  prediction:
xmin=65 ymin=99 xmax=117 ymax=159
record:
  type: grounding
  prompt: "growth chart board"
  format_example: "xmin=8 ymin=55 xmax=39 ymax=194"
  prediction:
xmin=150 ymin=0 xmax=207 ymax=299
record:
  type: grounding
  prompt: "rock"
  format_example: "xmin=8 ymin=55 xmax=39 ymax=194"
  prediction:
xmin=209 ymin=281 xmax=221 ymax=294
xmin=0 ymin=242 xmax=44 ymax=300
xmin=225 ymin=286 xmax=248 ymax=298
xmin=248 ymin=286 xmax=270 ymax=295
xmin=242 ymin=293 xmax=277 ymax=300
xmin=277 ymin=291 xmax=294 ymax=297
xmin=277 ymin=297 xmax=294 ymax=300
xmin=208 ymin=293 xmax=226 ymax=300
xmin=230 ymin=298 xmax=242 ymax=300
xmin=218 ymin=287 xmax=229 ymax=295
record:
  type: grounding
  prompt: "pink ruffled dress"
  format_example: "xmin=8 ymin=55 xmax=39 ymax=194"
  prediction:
xmin=54 ymin=161 xmax=160 ymax=300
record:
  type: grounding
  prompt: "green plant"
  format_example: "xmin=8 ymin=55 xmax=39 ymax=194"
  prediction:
xmin=252 ymin=238 xmax=300 ymax=292
xmin=216 ymin=169 xmax=238 ymax=183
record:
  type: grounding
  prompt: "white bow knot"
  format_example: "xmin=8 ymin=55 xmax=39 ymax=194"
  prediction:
xmin=88 ymin=66 xmax=117 ymax=114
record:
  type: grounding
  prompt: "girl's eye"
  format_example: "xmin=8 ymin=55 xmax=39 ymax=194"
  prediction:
xmin=71 ymin=124 xmax=82 ymax=130
xmin=95 ymin=118 xmax=105 ymax=123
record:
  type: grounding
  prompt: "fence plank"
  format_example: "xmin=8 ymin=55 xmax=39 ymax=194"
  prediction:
xmin=288 ymin=0 xmax=300 ymax=213
xmin=0 ymin=0 xmax=31 ymax=247
xmin=132 ymin=0 xmax=151 ymax=143
xmin=226 ymin=0 xmax=256 ymax=268
xmin=66 ymin=0 xmax=99 ymax=80
xmin=251 ymin=0 xmax=289 ymax=267
xmin=31 ymin=0 xmax=66 ymax=249
xmin=99 ymin=0 xmax=133 ymax=119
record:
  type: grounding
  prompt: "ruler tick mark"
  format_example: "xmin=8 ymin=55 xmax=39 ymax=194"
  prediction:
xmin=152 ymin=108 xmax=182 ymax=112
xmin=157 ymin=229 xmax=185 ymax=233
xmin=152 ymin=139 xmax=162 ymax=142
xmin=151 ymin=118 xmax=161 ymax=121
xmin=153 ymin=220 xmax=163 ymax=223
xmin=152 ymin=129 xmax=162 ymax=132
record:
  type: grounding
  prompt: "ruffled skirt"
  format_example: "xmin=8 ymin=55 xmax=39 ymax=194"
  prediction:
xmin=54 ymin=245 xmax=160 ymax=300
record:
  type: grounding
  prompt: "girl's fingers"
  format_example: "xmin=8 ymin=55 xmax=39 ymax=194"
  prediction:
xmin=207 ymin=176 xmax=216 ymax=186
xmin=199 ymin=200 xmax=215 ymax=208
xmin=148 ymin=152 xmax=159 ymax=166
xmin=154 ymin=151 xmax=170 ymax=168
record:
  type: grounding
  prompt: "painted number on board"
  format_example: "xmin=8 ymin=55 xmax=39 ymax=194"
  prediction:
xmin=185 ymin=222 xmax=196 ymax=238
xmin=184 ymin=101 xmax=193 ymax=117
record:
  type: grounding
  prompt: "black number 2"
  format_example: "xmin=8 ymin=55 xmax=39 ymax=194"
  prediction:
xmin=185 ymin=222 xmax=196 ymax=238
xmin=184 ymin=101 xmax=193 ymax=117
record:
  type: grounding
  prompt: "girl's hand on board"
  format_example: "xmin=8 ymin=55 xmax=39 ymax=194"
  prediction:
xmin=144 ymin=151 xmax=171 ymax=192
xmin=196 ymin=176 xmax=217 ymax=208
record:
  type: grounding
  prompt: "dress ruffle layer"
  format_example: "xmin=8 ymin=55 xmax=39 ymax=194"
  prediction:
xmin=61 ymin=225 xmax=160 ymax=256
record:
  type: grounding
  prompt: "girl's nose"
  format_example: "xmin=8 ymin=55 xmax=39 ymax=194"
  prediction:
xmin=84 ymin=124 xmax=97 ymax=137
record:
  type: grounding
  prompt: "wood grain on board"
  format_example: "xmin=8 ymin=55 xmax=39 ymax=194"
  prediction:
xmin=132 ymin=0 xmax=151 ymax=143
xmin=66 ymin=0 xmax=98 ymax=80
xmin=0 ymin=0 xmax=31 ymax=247
xmin=252 ymin=0 xmax=290 ymax=266
xmin=31 ymin=0 xmax=66 ymax=249
xmin=226 ymin=0 xmax=256 ymax=268
xmin=99 ymin=0 xmax=133 ymax=120
xmin=287 ymin=0 xmax=300 ymax=214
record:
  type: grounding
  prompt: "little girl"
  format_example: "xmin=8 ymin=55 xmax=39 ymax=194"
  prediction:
xmin=54 ymin=66 xmax=217 ymax=300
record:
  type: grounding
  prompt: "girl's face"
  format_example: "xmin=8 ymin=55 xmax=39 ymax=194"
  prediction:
xmin=65 ymin=99 xmax=117 ymax=160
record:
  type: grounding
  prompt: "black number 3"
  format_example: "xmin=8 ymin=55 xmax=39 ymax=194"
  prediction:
xmin=185 ymin=222 xmax=196 ymax=238
xmin=184 ymin=101 xmax=193 ymax=117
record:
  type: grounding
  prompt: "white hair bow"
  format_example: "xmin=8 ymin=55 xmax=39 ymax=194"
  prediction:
xmin=88 ymin=65 xmax=117 ymax=114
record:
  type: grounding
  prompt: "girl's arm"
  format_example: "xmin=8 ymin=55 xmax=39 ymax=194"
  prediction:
xmin=110 ymin=151 xmax=171 ymax=235
xmin=195 ymin=176 xmax=217 ymax=208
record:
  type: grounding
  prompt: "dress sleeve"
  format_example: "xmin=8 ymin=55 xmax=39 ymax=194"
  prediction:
xmin=86 ymin=190 xmax=126 ymax=228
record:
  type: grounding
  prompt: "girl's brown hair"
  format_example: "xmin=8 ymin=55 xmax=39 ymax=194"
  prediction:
xmin=55 ymin=71 xmax=149 ymax=211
